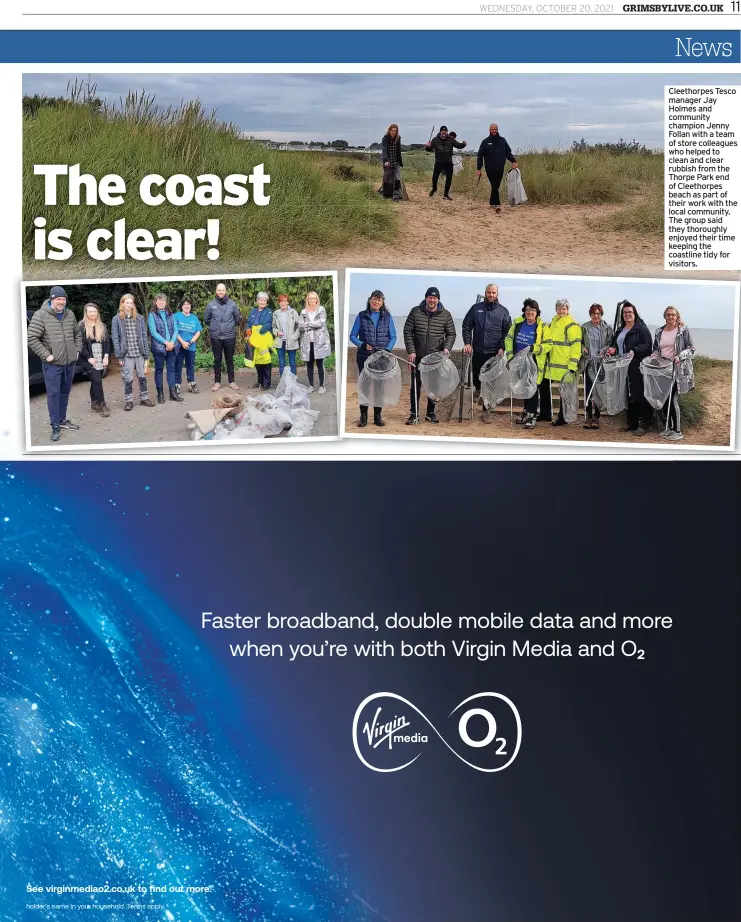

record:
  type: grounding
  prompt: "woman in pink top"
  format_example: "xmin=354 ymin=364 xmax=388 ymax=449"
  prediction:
xmin=651 ymin=306 xmax=696 ymax=442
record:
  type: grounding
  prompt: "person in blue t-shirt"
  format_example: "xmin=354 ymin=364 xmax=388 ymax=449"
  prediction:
xmin=504 ymin=298 xmax=549 ymax=430
xmin=174 ymin=297 xmax=203 ymax=395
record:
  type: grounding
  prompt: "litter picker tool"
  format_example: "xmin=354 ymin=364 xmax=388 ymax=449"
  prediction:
xmin=457 ymin=354 xmax=472 ymax=422
xmin=665 ymin=364 xmax=677 ymax=435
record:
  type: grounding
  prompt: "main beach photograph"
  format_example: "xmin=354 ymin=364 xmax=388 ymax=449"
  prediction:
xmin=22 ymin=73 xmax=741 ymax=280
xmin=342 ymin=269 xmax=738 ymax=450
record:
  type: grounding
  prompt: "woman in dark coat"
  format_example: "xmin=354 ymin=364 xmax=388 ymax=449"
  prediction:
xmin=606 ymin=301 xmax=653 ymax=435
xmin=381 ymin=124 xmax=404 ymax=201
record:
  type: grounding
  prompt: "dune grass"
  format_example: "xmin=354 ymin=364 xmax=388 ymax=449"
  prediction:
xmin=23 ymin=93 xmax=396 ymax=270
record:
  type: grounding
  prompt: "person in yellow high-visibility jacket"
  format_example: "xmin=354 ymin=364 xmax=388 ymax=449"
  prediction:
xmin=249 ymin=327 xmax=276 ymax=391
xmin=539 ymin=299 xmax=582 ymax=426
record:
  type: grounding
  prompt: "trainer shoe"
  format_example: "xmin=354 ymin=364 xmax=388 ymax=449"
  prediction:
xmin=633 ymin=427 xmax=647 ymax=437
xmin=212 ymin=382 xmax=221 ymax=392
xmin=318 ymin=386 xmax=327 ymax=395
xmin=429 ymin=189 xmax=436 ymax=197
xmin=406 ymin=414 xmax=417 ymax=425
xmin=524 ymin=414 xmax=536 ymax=430
xmin=482 ymin=408 xmax=491 ymax=424
xmin=443 ymin=194 xmax=452 ymax=201
xmin=665 ymin=430 xmax=684 ymax=441
xmin=51 ymin=426 xmax=61 ymax=442
xmin=189 ymin=382 xmax=199 ymax=394
xmin=425 ymin=412 xmax=440 ymax=424
xmin=125 ymin=400 xmax=134 ymax=412
xmin=229 ymin=381 xmax=240 ymax=391
xmin=59 ymin=419 xmax=79 ymax=430
xmin=307 ymin=385 xmax=315 ymax=394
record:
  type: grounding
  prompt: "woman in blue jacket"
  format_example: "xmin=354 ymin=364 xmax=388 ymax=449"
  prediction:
xmin=349 ymin=289 xmax=397 ymax=428
xmin=148 ymin=292 xmax=182 ymax=404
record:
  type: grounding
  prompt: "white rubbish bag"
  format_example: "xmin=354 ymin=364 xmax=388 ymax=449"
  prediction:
xmin=418 ymin=352 xmax=459 ymax=402
xmin=357 ymin=350 xmax=403 ymax=408
xmin=508 ymin=349 xmax=538 ymax=399
xmin=640 ymin=356 xmax=675 ymax=410
xmin=507 ymin=168 xmax=528 ymax=206
xmin=559 ymin=371 xmax=578 ymax=424
xmin=596 ymin=354 xmax=631 ymax=415
xmin=479 ymin=354 xmax=511 ymax=408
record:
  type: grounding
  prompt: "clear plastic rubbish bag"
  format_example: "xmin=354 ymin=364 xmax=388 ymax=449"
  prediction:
xmin=640 ymin=356 xmax=675 ymax=410
xmin=479 ymin=353 xmax=511 ymax=408
xmin=419 ymin=352 xmax=459 ymax=402
xmin=508 ymin=349 xmax=538 ymax=399
xmin=276 ymin=368 xmax=311 ymax=408
xmin=507 ymin=167 xmax=528 ymax=206
xmin=246 ymin=405 xmax=287 ymax=437
xmin=596 ymin=353 xmax=631 ymax=415
xmin=287 ymin=407 xmax=320 ymax=438
xmin=559 ymin=371 xmax=578 ymax=424
xmin=357 ymin=350 xmax=402 ymax=408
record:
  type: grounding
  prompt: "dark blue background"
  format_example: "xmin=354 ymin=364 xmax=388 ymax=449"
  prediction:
xmin=3 ymin=30 xmax=740 ymax=63
xmin=14 ymin=461 xmax=741 ymax=922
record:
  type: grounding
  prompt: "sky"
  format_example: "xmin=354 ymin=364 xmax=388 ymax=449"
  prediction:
xmin=22 ymin=72 xmax=741 ymax=149
xmin=347 ymin=272 xmax=738 ymax=329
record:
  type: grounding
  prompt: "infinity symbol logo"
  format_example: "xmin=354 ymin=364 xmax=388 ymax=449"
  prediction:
xmin=352 ymin=692 xmax=522 ymax=773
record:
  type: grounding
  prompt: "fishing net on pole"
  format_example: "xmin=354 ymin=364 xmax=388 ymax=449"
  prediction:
xmin=479 ymin=353 xmax=510 ymax=408
xmin=419 ymin=352 xmax=459 ymax=401
xmin=508 ymin=349 xmax=538 ymax=399
xmin=357 ymin=350 xmax=403 ymax=407
xmin=640 ymin=356 xmax=674 ymax=410
xmin=596 ymin=353 xmax=631 ymax=415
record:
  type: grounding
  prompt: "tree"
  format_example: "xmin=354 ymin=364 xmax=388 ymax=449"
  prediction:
xmin=330 ymin=139 xmax=349 ymax=149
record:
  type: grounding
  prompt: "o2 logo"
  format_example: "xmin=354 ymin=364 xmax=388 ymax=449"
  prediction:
xmin=352 ymin=692 xmax=522 ymax=773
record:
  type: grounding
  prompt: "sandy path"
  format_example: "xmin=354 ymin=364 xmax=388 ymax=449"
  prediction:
xmin=291 ymin=184 xmax=739 ymax=281
xmin=24 ymin=184 xmax=739 ymax=283
xmin=343 ymin=369 xmax=733 ymax=449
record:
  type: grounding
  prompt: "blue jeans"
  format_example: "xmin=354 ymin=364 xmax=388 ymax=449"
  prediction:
xmin=43 ymin=361 xmax=75 ymax=427
xmin=154 ymin=349 xmax=176 ymax=391
xmin=176 ymin=347 xmax=196 ymax=384
xmin=277 ymin=347 xmax=297 ymax=376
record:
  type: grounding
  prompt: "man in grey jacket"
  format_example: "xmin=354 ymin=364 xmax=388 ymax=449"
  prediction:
xmin=204 ymin=282 xmax=242 ymax=392
xmin=27 ymin=285 xmax=83 ymax=442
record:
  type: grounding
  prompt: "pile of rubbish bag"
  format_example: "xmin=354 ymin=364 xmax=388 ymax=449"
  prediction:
xmin=189 ymin=369 xmax=320 ymax=441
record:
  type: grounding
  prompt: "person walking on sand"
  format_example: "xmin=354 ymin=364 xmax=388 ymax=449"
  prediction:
xmin=426 ymin=126 xmax=467 ymax=200
xmin=174 ymin=297 xmax=202 ymax=395
xmin=148 ymin=293 xmax=183 ymax=405
xmin=204 ymin=282 xmax=242 ymax=392
xmin=27 ymin=285 xmax=83 ymax=442
xmin=111 ymin=293 xmax=154 ymax=413
xmin=247 ymin=292 xmax=274 ymax=390
xmin=350 ymin=289 xmax=397 ymax=428
xmin=461 ymin=283 xmax=511 ymax=422
xmin=476 ymin=123 xmax=518 ymax=213
xmin=381 ymin=123 xmax=404 ymax=202
xmin=272 ymin=293 xmax=301 ymax=378
xmin=403 ymin=286 xmax=456 ymax=426
xmin=299 ymin=292 xmax=332 ymax=395
xmin=77 ymin=301 xmax=111 ymax=418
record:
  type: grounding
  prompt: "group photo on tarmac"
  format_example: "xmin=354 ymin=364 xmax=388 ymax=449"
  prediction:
xmin=23 ymin=272 xmax=339 ymax=449
xmin=342 ymin=269 xmax=738 ymax=450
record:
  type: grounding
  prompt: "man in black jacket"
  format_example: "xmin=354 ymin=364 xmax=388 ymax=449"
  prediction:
xmin=462 ymin=284 xmax=511 ymax=420
xmin=476 ymin=123 xmax=518 ymax=213
xmin=403 ymin=286 xmax=456 ymax=425
xmin=426 ymin=126 xmax=467 ymax=200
